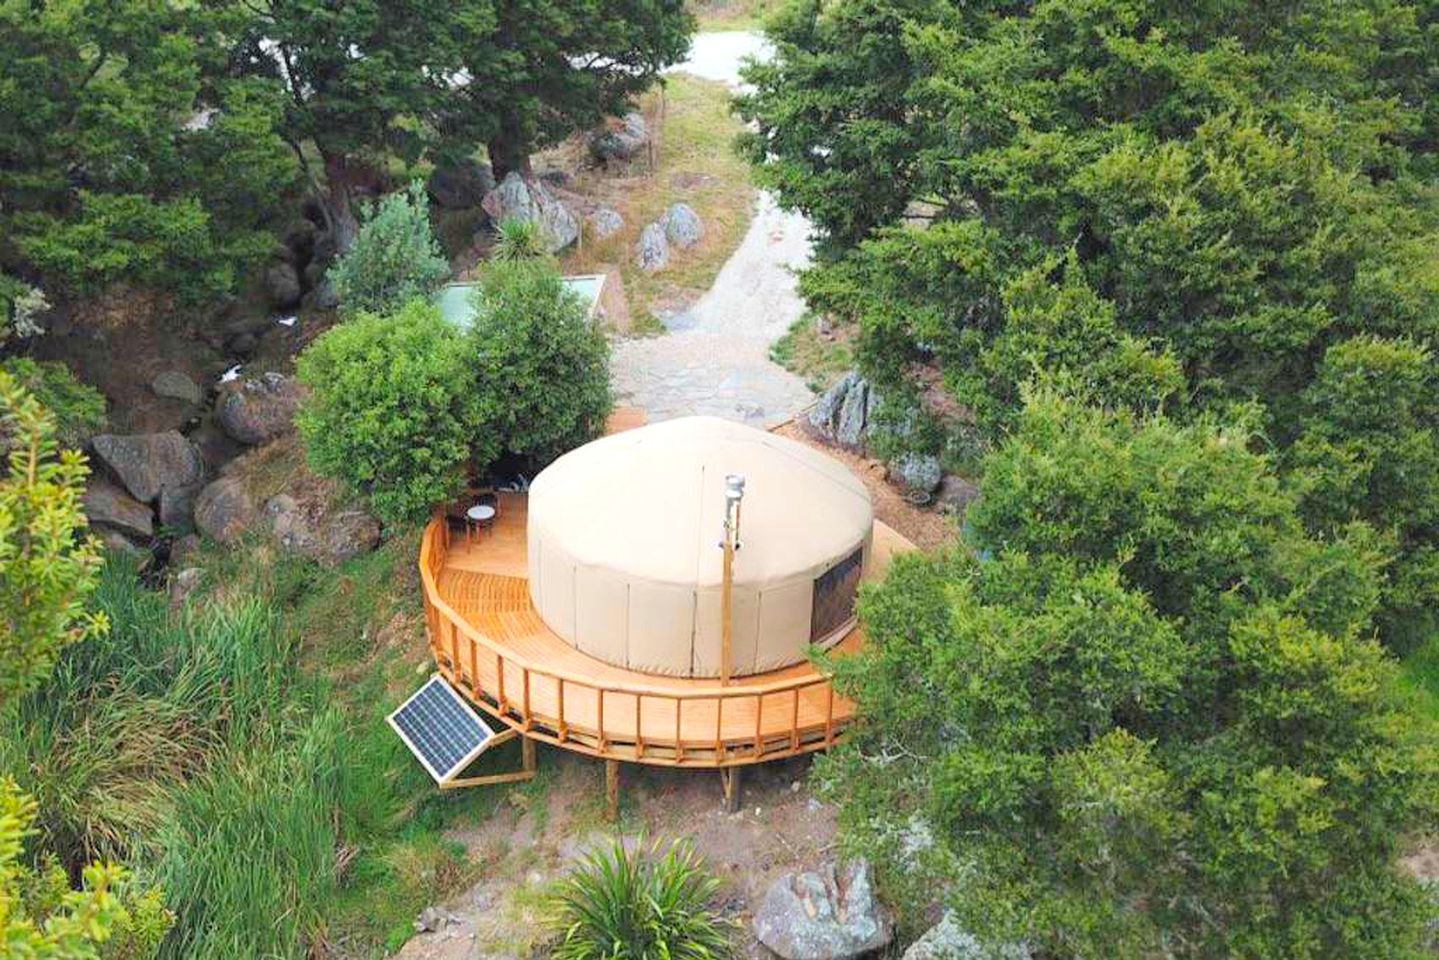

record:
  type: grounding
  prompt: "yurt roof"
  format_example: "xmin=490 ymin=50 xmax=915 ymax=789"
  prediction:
xmin=527 ymin=416 xmax=873 ymax=589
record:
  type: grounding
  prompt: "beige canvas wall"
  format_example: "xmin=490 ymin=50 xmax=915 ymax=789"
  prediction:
xmin=527 ymin=417 xmax=874 ymax=678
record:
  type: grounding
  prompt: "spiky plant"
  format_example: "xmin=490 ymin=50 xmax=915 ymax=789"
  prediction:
xmin=548 ymin=837 xmax=734 ymax=960
xmin=491 ymin=216 xmax=549 ymax=262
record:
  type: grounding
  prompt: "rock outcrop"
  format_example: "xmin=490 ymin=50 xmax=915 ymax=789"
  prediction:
xmin=427 ymin=158 xmax=495 ymax=210
xmin=588 ymin=207 xmax=625 ymax=240
xmin=193 ymin=476 xmax=258 ymax=544
xmin=636 ymin=222 xmax=670 ymax=272
xmin=83 ymin=479 xmax=154 ymax=540
xmin=662 ymin=203 xmax=704 ymax=249
xmin=587 ymin=112 xmax=649 ymax=164
xmin=263 ymin=260 xmax=302 ymax=309
xmin=216 ymin=372 xmax=303 ymax=445
xmin=92 ymin=431 xmax=206 ymax=505
xmin=753 ymin=860 xmax=893 ymax=960
xmin=265 ymin=493 xmax=381 ymax=565
xmin=481 ymin=172 xmax=579 ymax=252
xmin=901 ymin=914 xmax=1030 ymax=960
xmin=151 ymin=370 xmax=203 ymax=405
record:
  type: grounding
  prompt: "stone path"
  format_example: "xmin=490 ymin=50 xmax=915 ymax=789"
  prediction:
xmin=611 ymin=36 xmax=815 ymax=429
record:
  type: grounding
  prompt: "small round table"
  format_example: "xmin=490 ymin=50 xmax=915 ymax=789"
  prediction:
xmin=465 ymin=503 xmax=497 ymax=544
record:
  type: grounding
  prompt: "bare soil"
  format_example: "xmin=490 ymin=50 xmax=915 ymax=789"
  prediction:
xmin=394 ymin=747 xmax=837 ymax=959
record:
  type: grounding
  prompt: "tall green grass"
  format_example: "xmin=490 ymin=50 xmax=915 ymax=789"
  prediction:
xmin=1 ymin=555 xmax=351 ymax=958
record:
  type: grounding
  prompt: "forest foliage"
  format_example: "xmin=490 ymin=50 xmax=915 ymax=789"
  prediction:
xmin=744 ymin=0 xmax=1439 ymax=954
xmin=740 ymin=0 xmax=1438 ymax=647
xmin=0 ymin=0 xmax=694 ymax=306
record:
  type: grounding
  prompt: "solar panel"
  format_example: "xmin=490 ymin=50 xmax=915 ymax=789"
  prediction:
xmin=387 ymin=675 xmax=497 ymax=783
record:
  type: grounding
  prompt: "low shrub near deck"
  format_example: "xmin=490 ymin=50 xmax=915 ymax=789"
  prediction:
xmin=546 ymin=837 xmax=734 ymax=960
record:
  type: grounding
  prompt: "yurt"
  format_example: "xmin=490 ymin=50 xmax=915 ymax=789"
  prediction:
xmin=526 ymin=416 xmax=874 ymax=678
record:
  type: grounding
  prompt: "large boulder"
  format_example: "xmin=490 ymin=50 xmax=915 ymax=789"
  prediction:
xmin=662 ymin=203 xmax=704 ymax=249
xmin=265 ymin=493 xmax=381 ymax=565
xmin=263 ymin=260 xmax=302 ymax=309
xmin=193 ymin=476 xmax=258 ymax=543
xmin=588 ymin=207 xmax=625 ymax=240
xmin=83 ymin=478 xmax=154 ymax=540
xmin=891 ymin=452 xmax=942 ymax=498
xmin=753 ymin=861 xmax=893 ymax=960
xmin=809 ymin=372 xmax=876 ymax=452
xmin=216 ymin=372 xmax=304 ymax=445
xmin=587 ymin=111 xmax=649 ymax=164
xmin=902 ymin=914 xmax=1030 ymax=960
xmin=480 ymin=172 xmax=579 ymax=252
xmin=92 ymin=432 xmax=206 ymax=504
xmin=151 ymin=370 xmax=203 ymax=405
xmin=636 ymin=222 xmax=669 ymax=273
xmin=428 ymin=158 xmax=495 ymax=210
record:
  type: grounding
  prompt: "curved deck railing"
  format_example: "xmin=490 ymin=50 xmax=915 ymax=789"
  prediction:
xmin=418 ymin=516 xmax=854 ymax=767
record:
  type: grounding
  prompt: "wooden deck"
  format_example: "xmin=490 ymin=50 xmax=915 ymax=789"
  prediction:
xmin=420 ymin=492 xmax=914 ymax=767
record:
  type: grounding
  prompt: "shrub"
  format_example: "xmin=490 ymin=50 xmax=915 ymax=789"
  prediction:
xmin=328 ymin=182 xmax=450 ymax=315
xmin=296 ymin=301 xmax=494 ymax=526
xmin=470 ymin=259 xmax=611 ymax=465
xmin=821 ymin=393 xmax=1437 ymax=957
xmin=0 ymin=358 xmax=106 ymax=449
xmin=491 ymin=216 xmax=549 ymax=262
xmin=0 ymin=555 xmax=356 ymax=959
xmin=547 ymin=838 xmax=733 ymax=960
xmin=0 ymin=364 xmax=107 ymax=703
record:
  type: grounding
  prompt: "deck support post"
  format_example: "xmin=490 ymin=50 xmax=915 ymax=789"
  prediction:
xmin=720 ymin=766 xmax=742 ymax=813
xmin=522 ymin=735 xmax=537 ymax=774
xmin=605 ymin=759 xmax=621 ymax=822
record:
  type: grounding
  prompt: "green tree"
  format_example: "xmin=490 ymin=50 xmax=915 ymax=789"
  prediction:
xmin=328 ymin=182 xmax=450 ymax=316
xmin=0 ymin=368 xmax=107 ymax=706
xmin=824 ymin=393 xmax=1436 ymax=958
xmin=1287 ymin=337 xmax=1439 ymax=652
xmin=296 ymin=301 xmax=494 ymax=525
xmin=470 ymin=260 xmax=611 ymax=465
xmin=458 ymin=0 xmax=694 ymax=179
xmin=0 ymin=1 xmax=296 ymax=300
xmin=222 ymin=0 xmax=481 ymax=247
xmin=742 ymin=0 xmax=1439 ymax=641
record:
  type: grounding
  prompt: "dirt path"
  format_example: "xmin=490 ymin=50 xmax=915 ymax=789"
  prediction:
xmin=609 ymin=191 xmax=815 ymax=427
xmin=609 ymin=31 xmax=815 ymax=430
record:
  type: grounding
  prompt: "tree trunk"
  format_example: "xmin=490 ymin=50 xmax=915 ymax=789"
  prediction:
xmin=319 ymin=151 xmax=364 ymax=254
xmin=487 ymin=110 xmax=533 ymax=182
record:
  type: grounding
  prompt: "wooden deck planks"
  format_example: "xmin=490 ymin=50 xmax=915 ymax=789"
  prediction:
xmin=423 ymin=497 xmax=915 ymax=766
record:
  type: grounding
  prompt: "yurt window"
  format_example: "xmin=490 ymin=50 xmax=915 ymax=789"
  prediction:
xmin=811 ymin=547 xmax=864 ymax=642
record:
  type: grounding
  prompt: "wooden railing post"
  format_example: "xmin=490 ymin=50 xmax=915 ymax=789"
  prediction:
xmin=597 ymin=688 xmax=606 ymax=752
xmin=634 ymin=694 xmax=643 ymax=758
xmin=522 ymin=668 xmax=532 ymax=729
xmin=557 ymin=678 xmax=567 ymax=742
xmin=791 ymin=688 xmax=801 ymax=751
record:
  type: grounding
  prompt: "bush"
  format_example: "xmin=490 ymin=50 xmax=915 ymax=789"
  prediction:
xmin=491 ymin=216 xmax=549 ymax=262
xmin=296 ymin=301 xmax=493 ymax=526
xmin=547 ymin=838 xmax=734 ymax=960
xmin=328 ymin=182 xmax=450 ymax=315
xmin=819 ymin=393 xmax=1438 ymax=958
xmin=0 ymin=364 xmax=107 ymax=702
xmin=0 ymin=358 xmax=106 ymax=449
xmin=470 ymin=259 xmax=611 ymax=465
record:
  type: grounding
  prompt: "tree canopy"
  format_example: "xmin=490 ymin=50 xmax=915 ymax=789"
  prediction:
xmin=741 ymin=0 xmax=1439 ymax=646
xmin=822 ymin=393 xmax=1437 ymax=957
xmin=0 ymin=0 xmax=296 ymax=303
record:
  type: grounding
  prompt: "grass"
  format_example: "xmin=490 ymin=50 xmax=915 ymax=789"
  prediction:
xmin=556 ymin=73 xmax=757 ymax=325
xmin=1399 ymin=633 xmax=1439 ymax=721
xmin=2 ymin=531 xmax=502 ymax=958
xmin=770 ymin=315 xmax=854 ymax=392
xmin=690 ymin=0 xmax=785 ymax=30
